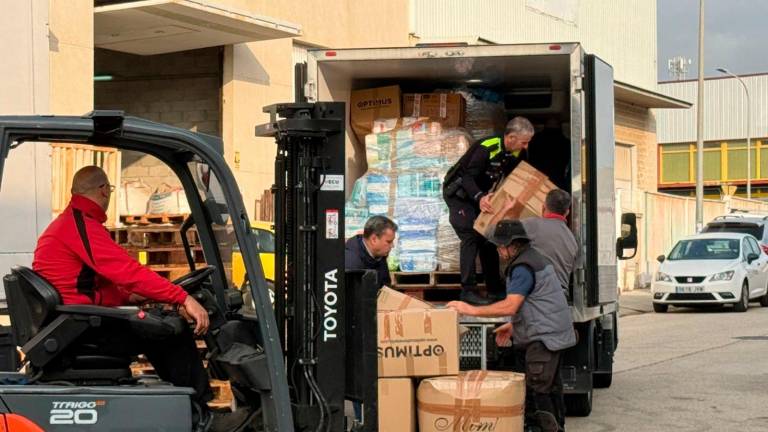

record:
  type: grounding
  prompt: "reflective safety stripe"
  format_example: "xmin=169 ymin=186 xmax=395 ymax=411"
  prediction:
xmin=481 ymin=137 xmax=502 ymax=159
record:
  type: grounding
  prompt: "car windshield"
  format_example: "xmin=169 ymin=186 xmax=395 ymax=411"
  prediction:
xmin=703 ymin=222 xmax=763 ymax=240
xmin=668 ymin=238 xmax=740 ymax=261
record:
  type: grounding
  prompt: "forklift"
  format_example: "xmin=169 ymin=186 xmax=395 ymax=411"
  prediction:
xmin=0 ymin=104 xmax=372 ymax=431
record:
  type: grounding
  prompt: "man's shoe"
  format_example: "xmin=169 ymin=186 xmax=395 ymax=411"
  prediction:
xmin=460 ymin=290 xmax=493 ymax=306
xmin=531 ymin=410 xmax=562 ymax=432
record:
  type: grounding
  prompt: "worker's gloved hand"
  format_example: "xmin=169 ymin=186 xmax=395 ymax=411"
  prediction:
xmin=181 ymin=295 xmax=210 ymax=336
xmin=479 ymin=193 xmax=495 ymax=213
xmin=494 ymin=322 xmax=513 ymax=347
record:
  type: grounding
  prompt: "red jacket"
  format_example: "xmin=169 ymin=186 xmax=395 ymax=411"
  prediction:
xmin=33 ymin=195 xmax=188 ymax=306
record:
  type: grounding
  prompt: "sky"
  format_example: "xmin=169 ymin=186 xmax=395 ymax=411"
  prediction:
xmin=657 ymin=0 xmax=768 ymax=81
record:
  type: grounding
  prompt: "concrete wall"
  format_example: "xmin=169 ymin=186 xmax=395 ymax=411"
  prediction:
xmin=411 ymin=0 xmax=658 ymax=90
xmin=94 ymin=47 xmax=222 ymax=192
xmin=0 ymin=0 xmax=92 ymax=279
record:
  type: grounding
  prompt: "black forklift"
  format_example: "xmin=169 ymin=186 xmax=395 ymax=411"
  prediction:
xmin=0 ymin=105 xmax=372 ymax=431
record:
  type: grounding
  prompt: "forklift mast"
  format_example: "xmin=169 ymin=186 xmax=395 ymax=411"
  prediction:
xmin=256 ymin=103 xmax=378 ymax=431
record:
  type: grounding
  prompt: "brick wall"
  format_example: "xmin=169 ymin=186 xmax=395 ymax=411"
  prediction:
xmin=94 ymin=47 xmax=222 ymax=192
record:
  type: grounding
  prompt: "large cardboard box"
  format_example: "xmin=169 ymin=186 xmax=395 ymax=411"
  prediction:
xmin=378 ymin=308 xmax=460 ymax=378
xmin=473 ymin=161 xmax=557 ymax=239
xmin=378 ymin=286 xmax=433 ymax=311
xmin=403 ymin=93 xmax=466 ymax=128
xmin=417 ymin=370 xmax=526 ymax=432
xmin=350 ymin=85 xmax=401 ymax=142
xmin=378 ymin=378 xmax=416 ymax=432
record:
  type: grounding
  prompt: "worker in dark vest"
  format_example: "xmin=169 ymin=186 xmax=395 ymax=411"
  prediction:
xmin=345 ymin=215 xmax=398 ymax=289
xmin=442 ymin=117 xmax=535 ymax=305
xmin=447 ymin=220 xmax=576 ymax=432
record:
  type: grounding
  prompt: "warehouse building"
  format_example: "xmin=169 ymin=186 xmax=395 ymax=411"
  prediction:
xmin=657 ymin=73 xmax=768 ymax=199
xmin=2 ymin=0 xmax=686 ymax=293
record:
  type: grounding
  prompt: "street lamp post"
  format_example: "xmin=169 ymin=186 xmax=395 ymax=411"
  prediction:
xmin=717 ymin=67 xmax=752 ymax=199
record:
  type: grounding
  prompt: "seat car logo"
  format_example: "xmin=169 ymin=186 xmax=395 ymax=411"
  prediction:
xmin=687 ymin=277 xmax=693 ymax=283
xmin=50 ymin=400 xmax=105 ymax=425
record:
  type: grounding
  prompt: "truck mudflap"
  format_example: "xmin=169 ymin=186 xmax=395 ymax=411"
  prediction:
xmin=560 ymin=321 xmax=595 ymax=416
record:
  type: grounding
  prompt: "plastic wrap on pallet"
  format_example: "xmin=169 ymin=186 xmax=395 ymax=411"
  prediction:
xmin=455 ymin=88 xmax=507 ymax=140
xmin=396 ymin=171 xmax=442 ymax=198
xmin=437 ymin=212 xmax=460 ymax=271
xmin=365 ymin=173 xmax=391 ymax=215
xmin=398 ymin=252 xmax=438 ymax=272
xmin=345 ymin=204 xmax=368 ymax=239
xmin=348 ymin=176 xmax=368 ymax=207
xmin=393 ymin=197 xmax=444 ymax=222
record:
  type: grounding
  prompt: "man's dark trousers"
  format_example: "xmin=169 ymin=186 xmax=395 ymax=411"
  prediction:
xmin=509 ymin=341 xmax=566 ymax=432
xmin=446 ymin=197 xmax=503 ymax=297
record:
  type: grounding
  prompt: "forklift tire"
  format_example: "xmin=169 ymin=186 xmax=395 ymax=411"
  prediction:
xmin=652 ymin=303 xmax=668 ymax=313
xmin=592 ymin=371 xmax=612 ymax=389
xmin=565 ymin=390 xmax=593 ymax=417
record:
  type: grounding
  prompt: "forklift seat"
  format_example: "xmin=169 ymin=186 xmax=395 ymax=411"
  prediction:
xmin=3 ymin=266 xmax=185 ymax=384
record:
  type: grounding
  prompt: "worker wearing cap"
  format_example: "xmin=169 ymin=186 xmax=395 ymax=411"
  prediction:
xmin=447 ymin=220 xmax=576 ymax=432
xmin=442 ymin=117 xmax=535 ymax=305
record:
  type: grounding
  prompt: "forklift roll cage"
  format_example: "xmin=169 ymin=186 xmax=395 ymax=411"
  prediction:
xmin=0 ymin=111 xmax=294 ymax=431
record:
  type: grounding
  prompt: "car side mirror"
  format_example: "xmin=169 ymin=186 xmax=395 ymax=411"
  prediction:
xmin=616 ymin=212 xmax=638 ymax=260
xmin=657 ymin=254 xmax=665 ymax=263
xmin=748 ymin=252 xmax=759 ymax=263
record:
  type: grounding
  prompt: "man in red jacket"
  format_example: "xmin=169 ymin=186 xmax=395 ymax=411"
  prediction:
xmin=33 ymin=166 xmax=212 ymax=405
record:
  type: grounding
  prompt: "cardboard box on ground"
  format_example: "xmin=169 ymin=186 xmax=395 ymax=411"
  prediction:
xmin=378 ymin=378 xmax=416 ymax=432
xmin=473 ymin=161 xmax=556 ymax=239
xmin=376 ymin=287 xmax=460 ymax=378
xmin=418 ymin=370 xmax=526 ymax=432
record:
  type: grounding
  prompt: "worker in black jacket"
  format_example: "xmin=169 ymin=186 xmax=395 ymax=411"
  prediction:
xmin=345 ymin=215 xmax=398 ymax=289
xmin=443 ymin=117 xmax=535 ymax=305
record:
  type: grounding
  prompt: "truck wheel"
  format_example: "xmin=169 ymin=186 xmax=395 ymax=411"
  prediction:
xmin=734 ymin=282 xmax=749 ymax=313
xmin=565 ymin=390 xmax=593 ymax=416
xmin=653 ymin=303 xmax=668 ymax=313
xmin=593 ymin=371 xmax=612 ymax=388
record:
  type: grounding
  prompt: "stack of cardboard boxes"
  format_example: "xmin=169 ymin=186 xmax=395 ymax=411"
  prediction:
xmin=377 ymin=288 xmax=525 ymax=432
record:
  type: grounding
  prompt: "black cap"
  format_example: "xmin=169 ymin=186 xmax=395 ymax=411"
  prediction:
xmin=489 ymin=219 xmax=530 ymax=246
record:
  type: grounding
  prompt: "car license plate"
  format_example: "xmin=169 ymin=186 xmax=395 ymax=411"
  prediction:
xmin=675 ymin=286 xmax=704 ymax=293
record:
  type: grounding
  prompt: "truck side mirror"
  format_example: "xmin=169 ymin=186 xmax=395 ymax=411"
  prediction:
xmin=616 ymin=212 xmax=638 ymax=260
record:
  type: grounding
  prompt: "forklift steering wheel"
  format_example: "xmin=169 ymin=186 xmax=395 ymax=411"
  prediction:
xmin=172 ymin=266 xmax=216 ymax=292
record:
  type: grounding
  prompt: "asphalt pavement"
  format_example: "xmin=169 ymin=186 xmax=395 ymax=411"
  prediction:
xmin=569 ymin=296 xmax=768 ymax=432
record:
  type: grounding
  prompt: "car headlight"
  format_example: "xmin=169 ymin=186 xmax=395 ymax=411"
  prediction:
xmin=709 ymin=270 xmax=734 ymax=282
xmin=655 ymin=272 xmax=672 ymax=282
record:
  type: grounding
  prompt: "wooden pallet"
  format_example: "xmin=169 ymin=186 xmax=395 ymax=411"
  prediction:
xmin=125 ymin=247 xmax=205 ymax=266
xmin=109 ymin=227 xmax=199 ymax=248
xmin=208 ymin=379 xmax=234 ymax=410
xmin=391 ymin=271 xmax=485 ymax=289
xmin=120 ymin=213 xmax=188 ymax=225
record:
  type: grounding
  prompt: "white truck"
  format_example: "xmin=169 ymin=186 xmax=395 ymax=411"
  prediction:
xmin=298 ymin=42 xmax=638 ymax=415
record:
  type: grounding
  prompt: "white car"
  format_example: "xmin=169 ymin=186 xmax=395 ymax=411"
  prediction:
xmin=652 ymin=232 xmax=768 ymax=313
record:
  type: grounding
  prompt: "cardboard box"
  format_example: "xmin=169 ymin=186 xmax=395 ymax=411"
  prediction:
xmin=378 ymin=378 xmax=416 ymax=432
xmin=378 ymin=308 xmax=460 ymax=378
xmin=473 ymin=161 xmax=557 ymax=239
xmin=403 ymin=93 xmax=466 ymax=128
xmin=378 ymin=286 xmax=433 ymax=311
xmin=417 ymin=370 xmax=526 ymax=432
xmin=350 ymin=85 xmax=401 ymax=142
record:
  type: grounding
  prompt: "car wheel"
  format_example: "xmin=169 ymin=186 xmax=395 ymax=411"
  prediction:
xmin=761 ymin=285 xmax=768 ymax=307
xmin=734 ymin=282 xmax=749 ymax=313
xmin=653 ymin=303 xmax=668 ymax=313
